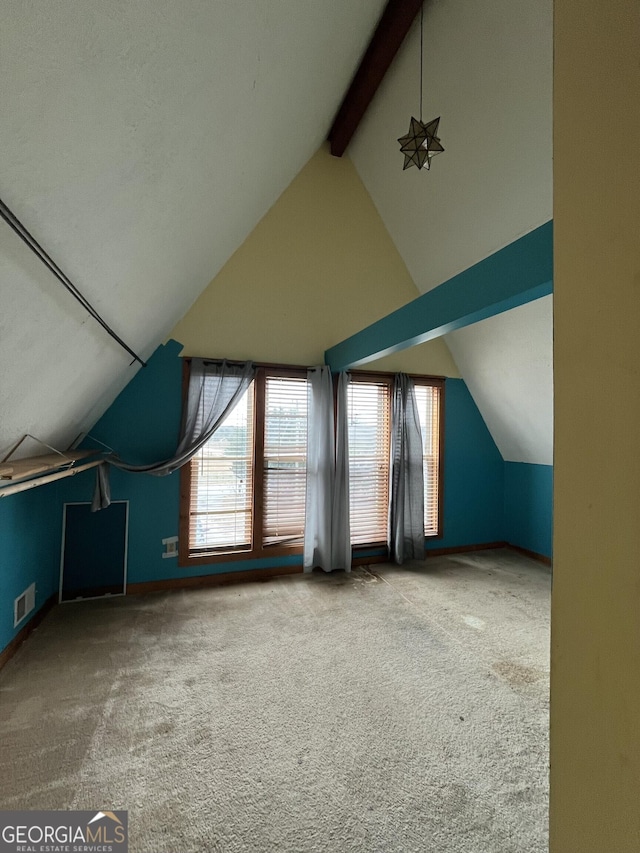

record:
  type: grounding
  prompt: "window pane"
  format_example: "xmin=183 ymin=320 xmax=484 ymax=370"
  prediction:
xmin=189 ymin=384 xmax=254 ymax=551
xmin=414 ymin=383 xmax=441 ymax=536
xmin=263 ymin=376 xmax=308 ymax=546
xmin=348 ymin=380 xmax=391 ymax=545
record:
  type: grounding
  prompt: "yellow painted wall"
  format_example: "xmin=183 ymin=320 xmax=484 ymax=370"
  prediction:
xmin=171 ymin=144 xmax=459 ymax=377
xmin=551 ymin=0 xmax=640 ymax=850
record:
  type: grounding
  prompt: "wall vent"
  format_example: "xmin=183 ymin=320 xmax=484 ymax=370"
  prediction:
xmin=14 ymin=583 xmax=36 ymax=628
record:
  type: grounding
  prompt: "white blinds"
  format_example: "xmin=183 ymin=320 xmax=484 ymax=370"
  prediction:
xmin=414 ymin=383 xmax=441 ymax=536
xmin=189 ymin=384 xmax=254 ymax=551
xmin=185 ymin=368 xmax=441 ymax=558
xmin=348 ymin=379 xmax=391 ymax=545
xmin=263 ymin=376 xmax=308 ymax=546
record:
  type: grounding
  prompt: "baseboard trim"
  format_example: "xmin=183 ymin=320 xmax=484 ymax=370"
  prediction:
xmin=127 ymin=564 xmax=304 ymax=595
xmin=126 ymin=542 xmax=551 ymax=597
xmin=425 ymin=541 xmax=508 ymax=557
xmin=507 ymin=543 xmax=552 ymax=566
xmin=0 ymin=594 xmax=57 ymax=672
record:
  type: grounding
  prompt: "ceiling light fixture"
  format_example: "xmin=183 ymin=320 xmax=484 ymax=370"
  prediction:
xmin=397 ymin=3 xmax=444 ymax=171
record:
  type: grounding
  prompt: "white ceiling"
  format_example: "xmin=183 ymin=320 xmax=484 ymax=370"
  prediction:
xmin=349 ymin=0 xmax=553 ymax=464
xmin=349 ymin=0 xmax=553 ymax=295
xmin=0 ymin=0 xmax=554 ymax=469
xmin=0 ymin=0 xmax=387 ymax=456
xmin=446 ymin=296 xmax=553 ymax=464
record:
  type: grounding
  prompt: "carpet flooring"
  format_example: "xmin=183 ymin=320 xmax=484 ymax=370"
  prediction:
xmin=0 ymin=549 xmax=550 ymax=852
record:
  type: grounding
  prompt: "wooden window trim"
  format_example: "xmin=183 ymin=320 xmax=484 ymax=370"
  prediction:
xmin=349 ymin=370 xmax=445 ymax=541
xmin=412 ymin=376 xmax=445 ymax=540
xmin=347 ymin=374 xmax=393 ymax=546
xmin=179 ymin=362 xmax=446 ymax=566
xmin=179 ymin=362 xmax=308 ymax=567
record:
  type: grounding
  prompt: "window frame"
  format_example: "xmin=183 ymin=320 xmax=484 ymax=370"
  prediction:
xmin=179 ymin=361 xmax=308 ymax=567
xmin=346 ymin=371 xmax=393 ymax=548
xmin=410 ymin=374 xmax=445 ymax=540
xmin=179 ymin=361 xmax=446 ymax=567
xmin=348 ymin=371 xmax=445 ymax=547
xmin=261 ymin=370 xmax=309 ymax=547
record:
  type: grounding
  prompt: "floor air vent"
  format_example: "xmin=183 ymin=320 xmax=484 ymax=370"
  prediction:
xmin=14 ymin=583 xmax=35 ymax=628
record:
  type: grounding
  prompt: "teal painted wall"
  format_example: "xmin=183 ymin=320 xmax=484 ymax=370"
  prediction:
xmin=59 ymin=340 xmax=304 ymax=584
xmin=504 ymin=461 xmax=553 ymax=558
xmin=89 ymin=339 xmax=184 ymax=467
xmin=0 ymin=222 xmax=555 ymax=658
xmin=60 ymin=344 xmax=506 ymax=584
xmin=0 ymin=481 xmax=61 ymax=655
xmin=1 ymin=341 xmax=552 ymax=659
xmin=430 ymin=378 xmax=505 ymax=550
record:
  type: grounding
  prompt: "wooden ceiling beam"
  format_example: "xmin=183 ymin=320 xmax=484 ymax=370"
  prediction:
xmin=328 ymin=0 xmax=424 ymax=157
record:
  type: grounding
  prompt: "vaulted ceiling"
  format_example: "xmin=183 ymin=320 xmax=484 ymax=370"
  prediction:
xmin=348 ymin=0 xmax=553 ymax=463
xmin=0 ymin=0 xmax=553 ymax=464
xmin=0 ymin=0 xmax=387 ymax=455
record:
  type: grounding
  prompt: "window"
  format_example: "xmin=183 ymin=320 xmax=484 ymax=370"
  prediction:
xmin=348 ymin=374 xmax=443 ymax=546
xmin=347 ymin=376 xmax=392 ymax=545
xmin=181 ymin=363 xmax=443 ymax=564
xmin=188 ymin=385 xmax=254 ymax=553
xmin=414 ymin=381 xmax=443 ymax=537
xmin=263 ymin=375 xmax=308 ymax=546
xmin=180 ymin=366 xmax=308 ymax=564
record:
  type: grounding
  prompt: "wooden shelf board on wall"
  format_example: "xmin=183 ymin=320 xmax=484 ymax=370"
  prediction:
xmin=0 ymin=450 xmax=95 ymax=480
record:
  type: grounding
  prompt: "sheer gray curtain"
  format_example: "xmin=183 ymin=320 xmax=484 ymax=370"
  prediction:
xmin=389 ymin=373 xmax=425 ymax=564
xmin=93 ymin=359 xmax=254 ymax=510
xmin=303 ymin=367 xmax=351 ymax=572
xmin=332 ymin=370 xmax=351 ymax=571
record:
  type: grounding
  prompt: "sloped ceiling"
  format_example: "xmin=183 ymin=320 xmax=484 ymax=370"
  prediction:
xmin=348 ymin=0 xmax=553 ymax=464
xmin=446 ymin=296 xmax=553 ymax=464
xmin=1 ymin=0 xmax=554 ymax=468
xmin=0 ymin=0 xmax=387 ymax=457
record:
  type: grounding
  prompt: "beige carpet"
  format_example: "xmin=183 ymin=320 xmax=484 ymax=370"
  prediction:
xmin=0 ymin=549 xmax=550 ymax=852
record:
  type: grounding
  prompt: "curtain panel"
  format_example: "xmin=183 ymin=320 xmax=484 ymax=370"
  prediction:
xmin=303 ymin=367 xmax=351 ymax=572
xmin=389 ymin=373 xmax=425 ymax=564
xmin=93 ymin=359 xmax=255 ymax=510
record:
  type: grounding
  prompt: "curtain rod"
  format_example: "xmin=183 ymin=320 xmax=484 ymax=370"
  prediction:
xmin=0 ymin=195 xmax=147 ymax=368
xmin=185 ymin=357 xmax=309 ymax=371
xmin=183 ymin=357 xmax=447 ymax=382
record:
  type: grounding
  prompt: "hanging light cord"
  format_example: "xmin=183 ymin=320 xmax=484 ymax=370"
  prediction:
xmin=419 ymin=2 xmax=424 ymax=122
xmin=0 ymin=195 xmax=147 ymax=368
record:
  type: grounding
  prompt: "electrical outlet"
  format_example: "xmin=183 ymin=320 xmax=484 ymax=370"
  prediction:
xmin=162 ymin=536 xmax=178 ymax=558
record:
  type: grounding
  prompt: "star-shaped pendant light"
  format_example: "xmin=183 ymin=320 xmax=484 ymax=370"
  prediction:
xmin=397 ymin=116 xmax=444 ymax=170
xmin=398 ymin=3 xmax=444 ymax=171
